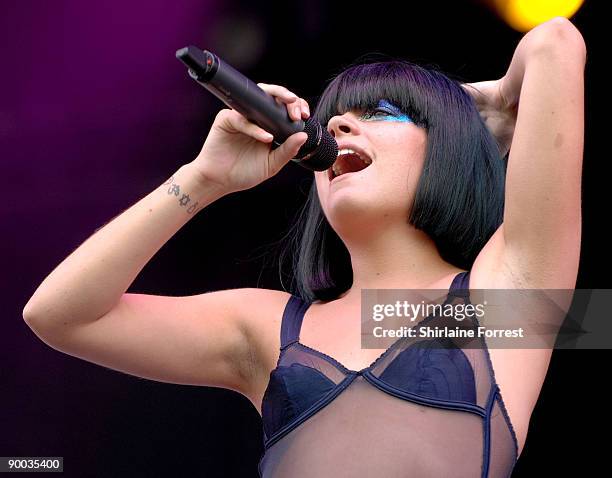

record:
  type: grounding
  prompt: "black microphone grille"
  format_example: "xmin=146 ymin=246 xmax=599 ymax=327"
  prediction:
xmin=292 ymin=118 xmax=338 ymax=172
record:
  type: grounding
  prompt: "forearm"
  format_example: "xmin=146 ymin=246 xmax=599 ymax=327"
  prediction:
xmin=23 ymin=162 xmax=228 ymax=329
xmin=500 ymin=17 xmax=587 ymax=108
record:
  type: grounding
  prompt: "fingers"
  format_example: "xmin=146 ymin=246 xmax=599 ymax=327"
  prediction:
xmin=298 ymin=98 xmax=310 ymax=119
xmin=461 ymin=82 xmax=481 ymax=100
xmin=257 ymin=83 xmax=298 ymax=102
xmin=460 ymin=83 xmax=471 ymax=94
xmin=217 ymin=109 xmax=274 ymax=142
xmin=257 ymin=83 xmax=310 ymax=121
xmin=267 ymin=132 xmax=308 ymax=175
xmin=216 ymin=82 xmax=312 ymax=145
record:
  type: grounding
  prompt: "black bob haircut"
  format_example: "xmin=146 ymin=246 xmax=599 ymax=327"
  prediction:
xmin=275 ymin=57 xmax=506 ymax=303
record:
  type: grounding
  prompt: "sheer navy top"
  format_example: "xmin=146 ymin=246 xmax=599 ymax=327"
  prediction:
xmin=259 ymin=272 xmax=519 ymax=477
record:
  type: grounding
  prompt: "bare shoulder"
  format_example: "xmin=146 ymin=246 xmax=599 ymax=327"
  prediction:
xmin=232 ymin=288 xmax=293 ymax=409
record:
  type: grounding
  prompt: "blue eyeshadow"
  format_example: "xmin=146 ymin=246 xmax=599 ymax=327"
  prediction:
xmin=361 ymin=99 xmax=412 ymax=123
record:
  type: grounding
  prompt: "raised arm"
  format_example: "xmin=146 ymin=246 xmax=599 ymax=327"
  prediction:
xmin=469 ymin=17 xmax=586 ymax=289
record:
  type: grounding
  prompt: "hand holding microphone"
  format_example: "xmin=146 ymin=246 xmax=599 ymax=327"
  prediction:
xmin=176 ymin=46 xmax=338 ymax=189
xmin=189 ymin=86 xmax=310 ymax=194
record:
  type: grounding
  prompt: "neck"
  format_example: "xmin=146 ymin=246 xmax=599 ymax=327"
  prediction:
xmin=335 ymin=222 xmax=461 ymax=303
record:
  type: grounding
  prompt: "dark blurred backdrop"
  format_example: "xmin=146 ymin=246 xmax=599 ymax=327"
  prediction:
xmin=2 ymin=0 xmax=607 ymax=476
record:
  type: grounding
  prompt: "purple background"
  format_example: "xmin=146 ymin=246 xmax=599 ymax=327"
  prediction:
xmin=2 ymin=0 xmax=607 ymax=476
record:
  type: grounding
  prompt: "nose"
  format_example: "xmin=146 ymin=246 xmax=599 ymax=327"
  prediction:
xmin=326 ymin=112 xmax=361 ymax=138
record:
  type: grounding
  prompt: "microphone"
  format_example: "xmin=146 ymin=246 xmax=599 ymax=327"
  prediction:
xmin=175 ymin=45 xmax=337 ymax=172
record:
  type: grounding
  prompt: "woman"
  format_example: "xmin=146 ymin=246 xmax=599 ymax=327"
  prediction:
xmin=23 ymin=17 xmax=585 ymax=477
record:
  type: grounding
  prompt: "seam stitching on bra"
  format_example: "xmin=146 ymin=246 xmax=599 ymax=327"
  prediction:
xmin=280 ymin=338 xmax=299 ymax=351
xmin=482 ymin=383 xmax=497 ymax=478
xmin=263 ymin=373 xmax=358 ymax=449
xmin=471 ymin=315 xmax=520 ymax=461
xmin=294 ymin=342 xmax=353 ymax=374
xmin=279 ymin=341 xmax=485 ymax=413
xmin=362 ymin=371 xmax=487 ymax=417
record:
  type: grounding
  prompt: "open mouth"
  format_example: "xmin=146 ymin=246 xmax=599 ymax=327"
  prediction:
xmin=328 ymin=149 xmax=373 ymax=181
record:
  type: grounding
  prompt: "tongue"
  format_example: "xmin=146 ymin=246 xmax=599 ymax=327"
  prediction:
xmin=342 ymin=154 xmax=368 ymax=173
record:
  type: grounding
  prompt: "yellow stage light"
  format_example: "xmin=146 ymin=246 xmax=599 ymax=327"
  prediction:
xmin=493 ymin=0 xmax=585 ymax=31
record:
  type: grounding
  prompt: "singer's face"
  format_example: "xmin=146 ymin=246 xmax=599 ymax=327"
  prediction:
xmin=314 ymin=100 xmax=428 ymax=231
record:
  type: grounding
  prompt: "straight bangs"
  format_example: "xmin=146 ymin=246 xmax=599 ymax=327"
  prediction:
xmin=313 ymin=60 xmax=439 ymax=130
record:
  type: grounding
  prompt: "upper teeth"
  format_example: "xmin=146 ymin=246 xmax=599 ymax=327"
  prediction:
xmin=332 ymin=149 xmax=372 ymax=178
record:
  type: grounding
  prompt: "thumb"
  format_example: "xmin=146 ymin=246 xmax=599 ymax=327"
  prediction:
xmin=268 ymin=132 xmax=308 ymax=175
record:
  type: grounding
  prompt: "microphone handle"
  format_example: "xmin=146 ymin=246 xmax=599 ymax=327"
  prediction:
xmin=177 ymin=46 xmax=303 ymax=145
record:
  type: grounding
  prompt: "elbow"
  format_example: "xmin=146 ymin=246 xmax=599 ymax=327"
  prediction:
xmin=22 ymin=299 xmax=49 ymax=327
xmin=22 ymin=306 xmax=66 ymax=349
xmin=22 ymin=301 xmax=57 ymax=341
xmin=22 ymin=302 xmax=46 ymax=338
xmin=23 ymin=301 xmax=82 ymax=349
xmin=22 ymin=301 xmax=38 ymax=324
xmin=532 ymin=17 xmax=587 ymax=65
xmin=552 ymin=17 xmax=587 ymax=62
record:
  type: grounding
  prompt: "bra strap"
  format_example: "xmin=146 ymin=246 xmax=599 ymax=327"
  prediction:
xmin=447 ymin=270 xmax=471 ymax=300
xmin=280 ymin=295 xmax=311 ymax=349
xmin=280 ymin=273 xmax=470 ymax=349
